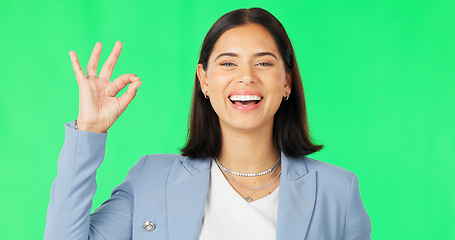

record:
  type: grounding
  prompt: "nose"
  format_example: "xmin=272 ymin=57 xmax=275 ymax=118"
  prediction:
xmin=236 ymin=65 xmax=255 ymax=84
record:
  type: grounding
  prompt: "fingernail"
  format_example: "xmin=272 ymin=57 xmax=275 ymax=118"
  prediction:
xmin=136 ymin=82 xmax=142 ymax=89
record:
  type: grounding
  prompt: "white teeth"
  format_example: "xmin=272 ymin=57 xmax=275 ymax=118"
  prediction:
xmin=229 ymin=95 xmax=262 ymax=101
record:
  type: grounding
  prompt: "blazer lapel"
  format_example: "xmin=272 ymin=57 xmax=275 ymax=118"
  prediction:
xmin=166 ymin=157 xmax=211 ymax=240
xmin=276 ymin=153 xmax=317 ymax=240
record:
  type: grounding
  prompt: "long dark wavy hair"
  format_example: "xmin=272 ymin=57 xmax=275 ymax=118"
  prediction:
xmin=181 ymin=8 xmax=322 ymax=159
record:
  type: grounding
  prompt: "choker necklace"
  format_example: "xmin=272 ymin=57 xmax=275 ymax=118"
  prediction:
xmin=214 ymin=157 xmax=281 ymax=177
xmin=226 ymin=168 xmax=281 ymax=191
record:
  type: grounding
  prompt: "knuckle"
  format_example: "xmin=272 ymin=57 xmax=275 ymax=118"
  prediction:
xmin=121 ymin=78 xmax=130 ymax=84
xmin=105 ymin=62 xmax=113 ymax=69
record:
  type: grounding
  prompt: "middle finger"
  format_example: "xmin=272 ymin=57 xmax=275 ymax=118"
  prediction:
xmin=99 ymin=41 xmax=123 ymax=80
xmin=86 ymin=42 xmax=103 ymax=77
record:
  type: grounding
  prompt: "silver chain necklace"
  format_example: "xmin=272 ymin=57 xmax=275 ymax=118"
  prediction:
xmin=214 ymin=157 xmax=281 ymax=177
xmin=226 ymin=168 xmax=281 ymax=191
xmin=215 ymin=159 xmax=281 ymax=202
xmin=233 ymin=172 xmax=281 ymax=203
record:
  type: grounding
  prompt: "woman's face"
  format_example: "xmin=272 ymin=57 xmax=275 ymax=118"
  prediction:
xmin=197 ymin=23 xmax=291 ymax=134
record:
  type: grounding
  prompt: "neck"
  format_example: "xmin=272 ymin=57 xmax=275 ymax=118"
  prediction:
xmin=217 ymin=123 xmax=280 ymax=173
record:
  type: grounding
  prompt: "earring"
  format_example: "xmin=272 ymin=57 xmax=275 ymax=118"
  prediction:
xmin=284 ymin=94 xmax=290 ymax=101
xmin=203 ymin=91 xmax=209 ymax=99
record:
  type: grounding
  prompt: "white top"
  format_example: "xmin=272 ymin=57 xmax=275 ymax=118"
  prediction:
xmin=199 ymin=159 xmax=279 ymax=240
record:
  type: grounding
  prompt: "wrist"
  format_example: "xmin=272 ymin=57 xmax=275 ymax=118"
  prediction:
xmin=75 ymin=119 xmax=107 ymax=133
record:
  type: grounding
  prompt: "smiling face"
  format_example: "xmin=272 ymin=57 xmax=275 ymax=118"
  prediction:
xmin=197 ymin=23 xmax=291 ymax=134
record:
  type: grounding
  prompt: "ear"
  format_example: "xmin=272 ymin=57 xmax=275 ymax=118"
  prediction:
xmin=284 ymin=72 xmax=292 ymax=96
xmin=197 ymin=64 xmax=209 ymax=94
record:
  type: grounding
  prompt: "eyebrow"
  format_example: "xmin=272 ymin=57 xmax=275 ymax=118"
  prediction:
xmin=254 ymin=52 xmax=278 ymax=59
xmin=213 ymin=52 xmax=278 ymax=62
xmin=213 ymin=52 xmax=238 ymax=61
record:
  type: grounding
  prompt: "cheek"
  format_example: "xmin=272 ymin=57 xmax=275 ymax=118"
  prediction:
xmin=206 ymin=71 xmax=231 ymax=93
xmin=260 ymin=72 xmax=286 ymax=91
xmin=207 ymin=78 xmax=226 ymax=94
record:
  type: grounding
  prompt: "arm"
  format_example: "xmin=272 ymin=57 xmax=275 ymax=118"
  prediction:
xmin=44 ymin=121 xmax=147 ymax=239
xmin=44 ymin=121 xmax=106 ymax=239
xmin=45 ymin=41 xmax=142 ymax=239
xmin=342 ymin=173 xmax=372 ymax=240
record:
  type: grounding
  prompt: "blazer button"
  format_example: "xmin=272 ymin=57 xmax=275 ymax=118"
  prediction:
xmin=143 ymin=221 xmax=155 ymax=232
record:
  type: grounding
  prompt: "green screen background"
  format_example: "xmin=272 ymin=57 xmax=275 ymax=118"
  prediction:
xmin=0 ymin=0 xmax=454 ymax=239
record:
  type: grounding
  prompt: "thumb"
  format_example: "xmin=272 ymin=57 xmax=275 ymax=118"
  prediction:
xmin=118 ymin=81 xmax=141 ymax=112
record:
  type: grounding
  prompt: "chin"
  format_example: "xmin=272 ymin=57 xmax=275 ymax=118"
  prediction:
xmin=220 ymin=116 xmax=273 ymax=133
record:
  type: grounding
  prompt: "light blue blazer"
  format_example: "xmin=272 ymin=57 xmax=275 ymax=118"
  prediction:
xmin=44 ymin=121 xmax=371 ymax=239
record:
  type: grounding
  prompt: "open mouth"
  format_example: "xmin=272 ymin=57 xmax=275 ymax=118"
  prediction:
xmin=229 ymin=94 xmax=263 ymax=106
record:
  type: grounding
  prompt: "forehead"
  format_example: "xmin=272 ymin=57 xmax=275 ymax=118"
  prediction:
xmin=211 ymin=23 xmax=280 ymax=58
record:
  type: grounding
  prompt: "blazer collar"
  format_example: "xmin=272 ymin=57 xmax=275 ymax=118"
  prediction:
xmin=276 ymin=152 xmax=317 ymax=240
xmin=165 ymin=153 xmax=316 ymax=240
xmin=166 ymin=156 xmax=211 ymax=240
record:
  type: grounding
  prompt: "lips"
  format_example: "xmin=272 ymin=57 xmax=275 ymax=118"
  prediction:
xmin=228 ymin=91 xmax=263 ymax=110
xmin=229 ymin=94 xmax=262 ymax=106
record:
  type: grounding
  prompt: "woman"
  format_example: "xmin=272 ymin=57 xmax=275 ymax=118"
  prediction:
xmin=44 ymin=8 xmax=371 ymax=240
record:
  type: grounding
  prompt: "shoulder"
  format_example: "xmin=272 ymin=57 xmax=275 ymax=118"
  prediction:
xmin=303 ymin=157 xmax=354 ymax=178
xmin=136 ymin=153 xmax=186 ymax=171
xmin=122 ymin=154 xmax=211 ymax=197
xmin=302 ymin=157 xmax=356 ymax=193
xmin=125 ymin=154 xmax=183 ymax=180
xmin=130 ymin=154 xmax=209 ymax=181
xmin=142 ymin=153 xmax=186 ymax=163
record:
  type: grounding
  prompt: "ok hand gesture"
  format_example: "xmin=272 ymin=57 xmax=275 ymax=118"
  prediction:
xmin=69 ymin=41 xmax=141 ymax=133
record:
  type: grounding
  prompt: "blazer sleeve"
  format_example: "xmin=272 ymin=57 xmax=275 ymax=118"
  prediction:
xmin=44 ymin=121 xmax=146 ymax=240
xmin=342 ymin=173 xmax=372 ymax=240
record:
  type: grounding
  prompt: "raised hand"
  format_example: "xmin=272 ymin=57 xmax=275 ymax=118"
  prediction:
xmin=69 ymin=41 xmax=141 ymax=133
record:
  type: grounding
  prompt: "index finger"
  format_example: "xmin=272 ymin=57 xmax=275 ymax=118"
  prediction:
xmin=99 ymin=41 xmax=123 ymax=80
xmin=69 ymin=51 xmax=86 ymax=81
